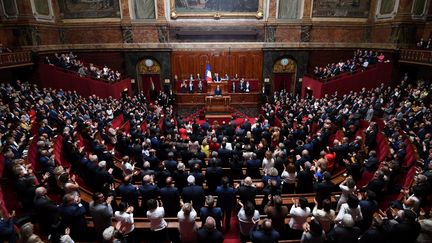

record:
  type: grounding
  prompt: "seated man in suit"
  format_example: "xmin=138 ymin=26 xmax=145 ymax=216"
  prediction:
xmin=215 ymin=85 xmax=222 ymax=96
xmin=213 ymin=73 xmax=221 ymax=82
xmin=188 ymin=80 xmax=194 ymax=93
xmin=180 ymin=80 xmax=187 ymax=93
xmin=239 ymin=78 xmax=245 ymax=92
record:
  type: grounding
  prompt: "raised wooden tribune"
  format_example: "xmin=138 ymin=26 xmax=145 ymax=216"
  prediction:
xmin=205 ymin=95 xmax=231 ymax=113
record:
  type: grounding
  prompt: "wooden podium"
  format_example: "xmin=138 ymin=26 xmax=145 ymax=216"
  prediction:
xmin=207 ymin=81 xmax=228 ymax=94
xmin=205 ymin=96 xmax=231 ymax=113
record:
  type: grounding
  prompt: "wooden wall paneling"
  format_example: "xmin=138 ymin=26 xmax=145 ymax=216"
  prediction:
xmin=172 ymin=51 xmax=263 ymax=80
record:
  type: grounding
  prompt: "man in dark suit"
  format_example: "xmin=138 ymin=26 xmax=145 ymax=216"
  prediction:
xmin=197 ymin=216 xmax=224 ymax=243
xmin=190 ymin=163 xmax=205 ymax=186
xmin=182 ymin=175 xmax=205 ymax=215
xmin=296 ymin=162 xmax=314 ymax=193
xmin=164 ymin=152 xmax=177 ymax=174
xmin=314 ymin=171 xmax=335 ymax=208
xmin=216 ymin=177 xmax=236 ymax=231
xmin=205 ymin=160 xmax=224 ymax=195
xmin=159 ymin=177 xmax=180 ymax=217
xmin=139 ymin=175 xmax=159 ymax=212
xmin=214 ymin=85 xmax=222 ymax=96
xmin=236 ymin=176 xmax=257 ymax=205
xmin=33 ymin=186 xmax=59 ymax=235
xmin=239 ymin=78 xmax=246 ymax=92
xmin=188 ymin=154 xmax=204 ymax=168
xmin=116 ymin=175 xmax=140 ymax=208
xmin=94 ymin=160 xmax=114 ymax=191
xmin=327 ymin=214 xmax=361 ymax=243
xmin=388 ymin=209 xmax=421 ymax=243
xmin=246 ymin=153 xmax=261 ymax=179
xmin=243 ymin=118 xmax=251 ymax=132
xmin=249 ymin=219 xmax=280 ymax=243
xmin=217 ymin=142 xmax=232 ymax=167
xmin=364 ymin=150 xmax=379 ymax=172
xmin=173 ymin=162 xmax=188 ymax=193
xmin=59 ymin=193 xmax=87 ymax=241
xmin=213 ymin=73 xmax=222 ymax=82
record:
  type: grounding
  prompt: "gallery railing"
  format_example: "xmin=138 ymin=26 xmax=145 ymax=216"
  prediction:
xmin=0 ymin=51 xmax=33 ymax=69
xmin=399 ymin=49 xmax=432 ymax=66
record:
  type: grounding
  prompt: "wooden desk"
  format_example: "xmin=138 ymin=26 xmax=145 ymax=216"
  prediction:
xmin=205 ymin=95 xmax=231 ymax=113
xmin=207 ymin=81 xmax=228 ymax=94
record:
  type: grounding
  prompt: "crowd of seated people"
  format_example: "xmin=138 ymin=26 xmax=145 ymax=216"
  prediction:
xmin=44 ymin=52 xmax=122 ymax=82
xmin=312 ymin=49 xmax=386 ymax=80
xmin=416 ymin=38 xmax=432 ymax=49
xmin=0 ymin=75 xmax=431 ymax=243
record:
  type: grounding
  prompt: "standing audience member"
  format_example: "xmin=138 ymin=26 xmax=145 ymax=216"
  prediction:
xmin=289 ymin=197 xmax=311 ymax=239
xmin=114 ymin=202 xmax=135 ymax=243
xmin=237 ymin=200 xmax=260 ymax=242
xmin=177 ymin=202 xmax=198 ymax=243
xmin=301 ymin=218 xmax=325 ymax=243
xmin=197 ymin=216 xmax=224 ymax=243
xmin=312 ymin=198 xmax=335 ymax=233
xmin=146 ymin=199 xmax=168 ymax=243
xmin=89 ymin=192 xmax=114 ymax=241
xmin=159 ymin=177 xmax=180 ymax=217
xmin=59 ymin=193 xmax=87 ymax=241
xmin=337 ymin=176 xmax=356 ymax=211
xmin=216 ymin=176 xmax=236 ymax=231
xmin=264 ymin=195 xmax=288 ymax=236
xmin=200 ymin=195 xmax=223 ymax=231
xmin=182 ymin=175 xmax=205 ymax=216
xmin=335 ymin=194 xmax=363 ymax=225
xmin=249 ymin=219 xmax=280 ymax=243
xmin=327 ymin=214 xmax=361 ymax=243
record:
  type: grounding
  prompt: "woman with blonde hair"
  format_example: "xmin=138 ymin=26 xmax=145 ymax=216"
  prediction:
xmin=177 ymin=202 xmax=197 ymax=242
xmin=262 ymin=150 xmax=275 ymax=175
xmin=201 ymin=138 xmax=210 ymax=158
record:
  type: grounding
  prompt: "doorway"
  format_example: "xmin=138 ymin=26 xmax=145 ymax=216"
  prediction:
xmin=273 ymin=73 xmax=292 ymax=93
xmin=272 ymin=57 xmax=297 ymax=94
xmin=136 ymin=58 xmax=161 ymax=101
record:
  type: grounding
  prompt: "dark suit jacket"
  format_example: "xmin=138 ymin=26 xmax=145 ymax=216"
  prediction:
xmin=296 ymin=170 xmax=314 ymax=193
xmin=181 ymin=185 xmax=205 ymax=213
xmin=139 ymin=183 xmax=159 ymax=210
xmin=116 ymin=183 xmax=139 ymax=207
xmin=205 ymin=166 xmax=224 ymax=194
xmin=249 ymin=225 xmax=280 ymax=243
xmin=197 ymin=228 xmax=224 ymax=243
xmin=59 ymin=203 xmax=87 ymax=238
xmin=314 ymin=181 xmax=335 ymax=206
xmin=33 ymin=196 xmax=59 ymax=233
xmin=160 ymin=186 xmax=180 ymax=217
xmin=216 ymin=186 xmax=236 ymax=209
xmin=246 ymin=159 xmax=262 ymax=179
xmin=236 ymin=185 xmax=257 ymax=205
xmin=215 ymin=88 xmax=222 ymax=96
xmin=328 ymin=226 xmax=361 ymax=243
xmin=217 ymin=148 xmax=232 ymax=166
xmin=173 ymin=171 xmax=189 ymax=192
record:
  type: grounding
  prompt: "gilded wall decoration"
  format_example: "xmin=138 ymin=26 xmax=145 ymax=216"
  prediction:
xmin=137 ymin=58 xmax=161 ymax=74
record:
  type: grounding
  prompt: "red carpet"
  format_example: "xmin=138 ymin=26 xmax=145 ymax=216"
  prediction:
xmin=223 ymin=213 xmax=241 ymax=243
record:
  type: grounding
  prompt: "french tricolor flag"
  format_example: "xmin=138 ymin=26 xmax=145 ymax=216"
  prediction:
xmin=205 ymin=63 xmax=212 ymax=82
